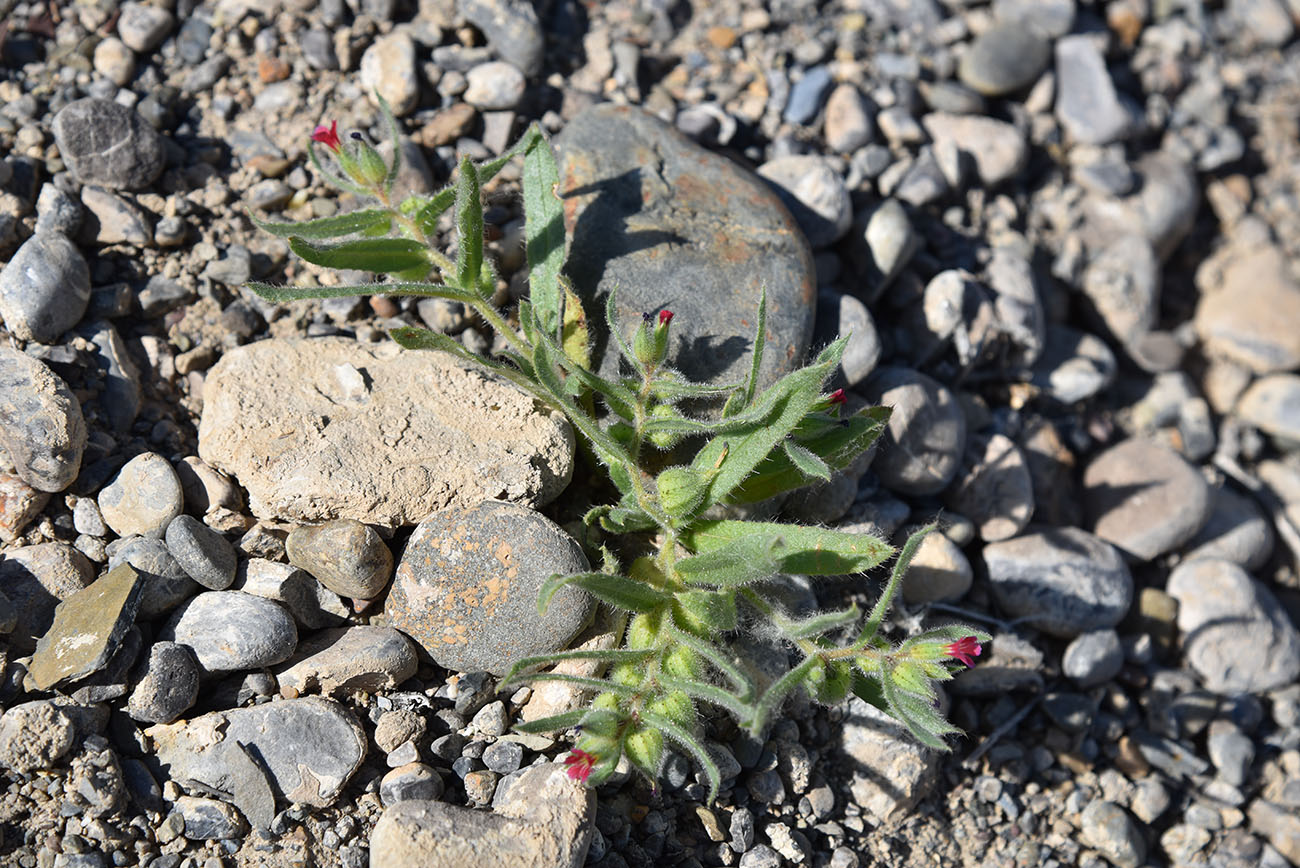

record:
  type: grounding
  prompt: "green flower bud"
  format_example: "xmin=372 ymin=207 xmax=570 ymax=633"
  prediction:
xmin=350 ymin=138 xmax=390 ymax=188
xmin=592 ymin=692 xmax=622 ymax=713
xmin=624 ymin=726 xmax=664 ymax=775
xmin=809 ymin=660 xmax=852 ymax=705
xmin=656 ymin=466 xmax=709 ymax=518
xmin=626 ymin=609 xmax=663 ymax=649
xmin=647 ymin=403 xmax=684 ymax=451
xmin=661 ymin=645 xmax=702 ymax=679
xmin=647 ymin=689 xmax=694 ymax=730
xmin=611 ymin=661 xmax=645 ymax=687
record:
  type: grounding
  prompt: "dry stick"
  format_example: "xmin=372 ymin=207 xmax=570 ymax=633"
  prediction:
xmin=962 ymin=695 xmax=1041 ymax=771
xmin=1212 ymin=453 xmax=1300 ymax=570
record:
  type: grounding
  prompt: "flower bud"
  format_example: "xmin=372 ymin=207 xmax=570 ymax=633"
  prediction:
xmin=661 ymin=645 xmax=702 ymax=679
xmin=624 ymin=726 xmax=664 ymax=775
xmin=610 ymin=661 xmax=646 ymax=687
xmin=656 ymin=465 xmax=709 ymax=518
xmin=647 ymin=689 xmax=694 ymax=730
xmin=647 ymin=403 xmax=684 ymax=450
xmin=349 ymin=134 xmax=390 ymax=187
xmin=809 ymin=660 xmax=852 ymax=705
xmin=627 ymin=609 xmax=663 ymax=649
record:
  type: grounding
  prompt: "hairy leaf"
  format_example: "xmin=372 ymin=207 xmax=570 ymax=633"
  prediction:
xmin=682 ymin=519 xmax=893 ymax=577
xmin=782 ymin=439 xmax=831 ymax=481
xmin=249 ymin=209 xmax=392 ymax=239
xmin=454 ymin=157 xmax=484 ymax=293
xmin=538 ymin=571 xmax=671 ymax=615
xmin=288 ymin=236 xmax=431 ymax=274
xmin=640 ymin=710 xmax=722 ymax=803
xmin=523 ymin=125 xmax=566 ymax=336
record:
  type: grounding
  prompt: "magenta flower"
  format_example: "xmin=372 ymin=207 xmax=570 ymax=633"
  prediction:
xmin=658 ymin=310 xmax=674 ymax=326
xmin=563 ymin=748 xmax=599 ymax=782
xmin=828 ymin=388 xmax=847 ymax=405
xmin=944 ymin=636 xmax=983 ymax=667
xmin=311 ymin=120 xmax=342 ymax=153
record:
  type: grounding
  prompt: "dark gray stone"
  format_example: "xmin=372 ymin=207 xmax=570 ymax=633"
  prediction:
xmin=387 ymin=500 xmax=593 ymax=676
xmin=982 ymin=526 xmax=1133 ymax=638
xmin=784 ymin=66 xmax=833 ymax=125
xmin=174 ymin=795 xmax=246 ymax=841
xmin=109 ymin=537 xmax=200 ymax=620
xmin=125 ymin=640 xmax=200 ymax=724
xmin=165 ymin=514 xmax=236 ymax=591
xmin=51 ymin=98 xmax=166 ymax=190
xmin=861 ymin=367 xmax=965 ymax=496
xmin=76 ymin=321 xmax=141 ymax=434
xmin=286 ymin=519 xmax=393 ymax=599
xmin=160 ymin=591 xmax=297 ymax=673
xmin=0 ymin=232 xmax=91 ymax=343
xmin=300 ymin=28 xmax=338 ymax=70
xmin=958 ymin=23 xmax=1050 ymax=96
xmin=482 ymin=740 xmax=524 ymax=774
xmin=1042 ymin=691 xmax=1095 ymax=734
xmin=176 ymin=16 xmax=212 ymax=65
xmin=459 ymin=0 xmax=545 ymax=76
xmin=0 ymin=348 xmax=87 ymax=493
xmin=555 ymin=104 xmax=815 ymax=391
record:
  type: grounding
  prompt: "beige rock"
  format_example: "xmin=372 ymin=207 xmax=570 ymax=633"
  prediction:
xmin=276 ymin=626 xmax=417 ymax=698
xmin=841 ymin=697 xmax=938 ymax=825
xmin=196 ymin=338 xmax=573 ymax=527
xmin=921 ymin=113 xmax=1027 ymax=187
xmin=360 ymin=32 xmax=419 ymax=117
xmin=1196 ymin=243 xmax=1300 ymax=374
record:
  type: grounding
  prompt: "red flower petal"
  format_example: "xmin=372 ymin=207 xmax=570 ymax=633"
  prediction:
xmin=311 ymin=120 xmax=341 ymax=152
xmin=658 ymin=310 xmax=674 ymax=326
xmin=943 ymin=636 xmax=982 ymax=668
xmin=563 ymin=748 xmax=598 ymax=783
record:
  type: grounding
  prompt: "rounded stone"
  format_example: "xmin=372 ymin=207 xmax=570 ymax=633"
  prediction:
xmin=275 ymin=625 xmax=418 ymax=698
xmin=982 ymin=526 xmax=1133 ymax=638
xmin=463 ymin=61 xmax=527 ymax=111
xmin=823 ymin=83 xmax=875 ymax=153
xmin=0 ymin=348 xmax=87 ymax=492
xmin=0 ymin=700 xmax=75 ymax=774
xmin=944 ymin=433 xmax=1034 ymax=542
xmin=51 ymin=98 xmax=166 ymax=190
xmin=286 ymin=519 xmax=394 ymax=599
xmin=1027 ymin=325 xmax=1117 ymax=404
xmin=901 ymin=532 xmax=973 ymax=604
xmin=125 ymin=641 xmax=200 ymax=724
xmin=161 ymin=591 xmax=298 ymax=673
xmin=1083 ymin=439 xmax=1211 ymax=561
xmin=861 ymin=367 xmax=966 ymax=496
xmin=1062 ymin=629 xmax=1124 ymax=688
xmin=1195 ymin=244 xmax=1300 ymax=375
xmin=375 ymin=710 xmax=426 ymax=754
xmin=109 ymin=537 xmax=201 ymax=619
xmin=1080 ymin=800 xmax=1146 ymax=868
xmin=815 ymin=290 xmax=880 ymax=387
xmin=757 ymin=155 xmax=853 ymax=248
xmin=165 ymin=514 xmax=237 ymax=591
xmin=359 ymin=31 xmax=419 ymax=117
xmin=0 ymin=233 xmax=91 ymax=345
xmin=1183 ymin=485 xmax=1274 ymax=571
xmin=0 ymin=542 xmax=95 ymax=651
xmin=855 ymin=199 xmax=918 ymax=299
xmin=1236 ymin=373 xmax=1300 ymax=443
xmin=958 ymin=23 xmax=1050 ymax=96
xmin=116 ymin=1 xmax=174 ymax=53
xmin=380 ymin=763 xmax=444 ymax=806
xmin=387 ymin=500 xmax=593 ymax=676
xmin=98 ymin=453 xmax=184 ymax=538
xmin=92 ymin=37 xmax=136 ymax=87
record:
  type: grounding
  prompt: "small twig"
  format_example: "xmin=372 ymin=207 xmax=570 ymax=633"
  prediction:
xmin=962 ymin=695 xmax=1041 ymax=770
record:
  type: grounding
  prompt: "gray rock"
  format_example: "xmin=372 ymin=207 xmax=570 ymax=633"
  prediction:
xmin=1055 ymin=36 xmax=1137 ymax=145
xmin=360 ymin=32 xmax=419 ymax=117
xmin=460 ymin=0 xmax=545 ymax=77
xmin=1127 ymin=153 xmax=1198 ymax=262
xmin=34 ymin=183 xmax=83 ymax=235
xmin=1081 ymin=234 xmax=1159 ymax=349
xmin=1080 ymin=800 xmax=1146 ymax=868
xmin=893 ymin=147 xmax=950 ymax=207
xmin=855 ymin=199 xmax=917 ymax=300
xmin=472 ymin=700 xmax=509 ymax=737
xmin=1026 ymin=325 xmax=1116 ymax=403
xmin=958 ymin=23 xmax=1050 ymax=96
xmin=0 ymin=542 xmax=95 ymax=651
xmin=0 ymin=348 xmax=87 ymax=492
xmin=1196 ymin=243 xmax=1300 ymax=375
xmin=0 ymin=700 xmax=75 ymax=774
xmin=919 ymin=81 xmax=987 ymax=115
xmin=388 ymin=500 xmax=595 ymax=675
xmin=77 ymin=321 xmax=141 ymax=433
xmin=369 ymin=763 xmax=595 ymax=868
xmin=555 ymin=104 xmax=815 ymax=391
xmin=197 ymin=337 xmax=574 ymax=527
xmin=992 ymin=0 xmax=1076 ymax=37
xmin=108 ymin=537 xmax=199 ymax=620
xmin=116 ymin=1 xmax=174 ymax=53
xmin=381 ymin=763 xmax=444 ymax=806
xmin=124 ymin=640 xmax=200 ymax=724
xmin=1083 ymin=439 xmax=1211 ymax=561
xmin=1131 ymin=778 xmax=1171 ymax=823
xmin=982 ymin=526 xmax=1132 ymax=638
xmin=1206 ymin=720 xmax=1253 ymax=788
xmin=98 ymin=453 xmax=183 ymax=539
xmin=757 ymin=155 xmax=852 ymax=248
xmin=1166 ymin=559 xmax=1300 ymax=693
xmin=80 ymin=187 xmax=152 ymax=246
xmin=741 ymin=844 xmax=783 ymax=868
xmin=146 ymin=697 xmax=365 ymax=807
xmin=160 ymin=591 xmax=297 ymax=673
xmin=1237 ymin=374 xmax=1300 ymax=443
xmin=1062 ymin=629 xmax=1124 ymax=688
xmin=0 ymin=232 xmax=91 ymax=343
xmin=840 ymin=697 xmax=937 ymax=825
xmin=1250 ymin=800 xmax=1300 ymax=867
xmin=901 ymin=532 xmax=973 ymax=604
xmin=921 ymin=114 xmax=1027 ymax=187
xmin=861 ymin=367 xmax=966 ymax=496
xmin=1041 ymin=691 xmax=1095 ymax=733
xmin=233 ymin=558 xmax=349 ymax=630
xmin=945 ymin=433 xmax=1034 ymax=543
xmin=815 ymin=290 xmax=880 ymax=387
xmin=286 ymin=519 xmax=393 ymax=599
xmin=174 ymin=795 xmax=246 ymax=841
xmin=464 ymin=61 xmax=526 ymax=110
xmin=1228 ymin=0 xmax=1296 ymax=46
xmin=300 ymin=28 xmax=338 ymax=70
xmin=165 ymin=515 xmax=236 ymax=591
xmin=28 ymin=563 xmax=142 ymax=690
xmin=984 ymin=247 xmax=1046 ymax=366
xmin=1183 ymin=485 xmax=1274 ymax=571
xmin=51 ymin=98 xmax=165 ymax=191
xmin=784 ymin=65 xmax=833 ymax=125
xmin=823 ymin=84 xmax=875 ymax=153
xmin=483 ymin=740 xmax=524 ymax=774
xmin=276 ymin=626 xmax=417 ymax=698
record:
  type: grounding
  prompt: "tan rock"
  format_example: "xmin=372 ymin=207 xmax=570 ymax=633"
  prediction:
xmin=1196 ymin=244 xmax=1300 ymax=374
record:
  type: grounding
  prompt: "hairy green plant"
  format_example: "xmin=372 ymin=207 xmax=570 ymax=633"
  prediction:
xmin=247 ymin=98 xmax=989 ymax=802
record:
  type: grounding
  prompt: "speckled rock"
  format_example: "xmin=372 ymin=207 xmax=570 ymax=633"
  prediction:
xmin=0 ymin=542 xmax=95 ymax=651
xmin=555 ymin=104 xmax=815 ymax=391
xmin=861 ymin=367 xmax=966 ymax=496
xmin=160 ymin=591 xmax=297 ymax=673
xmin=232 ymin=558 xmax=348 ymax=630
xmin=276 ymin=626 xmax=417 ymax=698
xmin=146 ymin=697 xmax=365 ymax=807
xmin=0 ymin=233 xmax=91 ymax=344
xmin=98 ymin=453 xmax=184 ymax=539
xmin=28 ymin=563 xmax=142 ymax=690
xmin=0 ymin=700 xmax=75 ymax=774
xmin=0 ymin=347 xmax=87 ymax=492
xmin=1080 ymin=800 xmax=1146 ymax=868
xmin=197 ymin=338 xmax=574 ymax=527
xmin=0 ymin=473 xmax=49 ymax=542
xmin=124 ymin=641 xmax=200 ymax=724
xmin=387 ymin=500 xmax=593 ymax=676
xmin=286 ymin=519 xmax=393 ymax=599
xmin=51 ymin=98 xmax=166 ymax=191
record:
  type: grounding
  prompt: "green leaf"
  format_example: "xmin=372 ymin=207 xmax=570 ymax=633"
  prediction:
xmin=411 ymin=188 xmax=455 ymax=237
xmin=375 ymin=90 xmax=402 ymax=196
xmin=639 ymin=710 xmax=722 ymax=804
xmin=454 ymin=157 xmax=484 ymax=293
xmin=537 ymin=571 xmax=671 ymax=615
xmin=288 ymin=236 xmax=431 ymax=274
xmin=504 ymin=648 xmax=657 ymax=683
xmin=523 ymin=125 xmax=566 ymax=337
xmin=250 ymin=209 xmax=393 ymax=240
xmin=604 ymin=289 xmax=643 ymax=378
xmin=247 ymin=280 xmax=477 ymax=304
xmin=598 ymin=506 xmax=658 ymax=534
xmin=673 ymin=589 xmax=737 ymax=633
xmin=850 ymin=669 xmax=888 ymax=712
xmin=502 ymin=672 xmax=639 ymax=695
xmin=675 ymin=535 xmax=785 ymax=588
xmin=898 ymin=625 xmax=993 ymax=653
xmin=739 ymin=283 xmax=768 ymax=412
xmin=881 ymin=674 xmax=960 ymax=751
xmin=512 ymin=708 xmax=589 ymax=734
xmin=650 ymin=374 xmax=741 ymax=403
xmin=681 ymin=519 xmax=894 ymax=578
xmin=782 ymin=440 xmax=831 ymax=481
xmin=857 ymin=522 xmax=936 ymax=647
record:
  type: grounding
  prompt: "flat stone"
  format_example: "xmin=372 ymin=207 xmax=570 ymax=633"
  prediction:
xmin=124 ymin=640 xmax=200 ymax=724
xmin=360 ymin=32 xmax=419 ymax=117
xmin=958 ymin=23 xmax=1050 ymax=96
xmin=0 ymin=542 xmax=95 ymax=651
xmin=197 ymin=337 xmax=574 ymax=527
xmin=146 ymin=697 xmax=365 ymax=807
xmin=784 ymin=65 xmax=833 ymax=126
xmin=982 ymin=526 xmax=1132 ymax=638
xmin=80 ymin=187 xmax=152 ymax=246
xmin=1167 ymin=559 xmax=1300 ymax=693
xmin=98 ymin=453 xmax=183 ymax=539
xmin=0 ymin=348 xmax=86 ymax=492
xmin=555 ymin=104 xmax=815 ymax=391
xmin=0 ymin=233 xmax=91 ymax=343
xmin=369 ymin=762 xmax=595 ymax=868
xmin=757 ymin=155 xmax=852 ymax=248
xmin=921 ymin=114 xmax=1027 ymax=187
xmin=165 ymin=515 xmax=237 ymax=591
xmin=839 ymin=697 xmax=937 ymax=825
xmin=1055 ymin=36 xmax=1137 ymax=145
xmin=945 ymin=433 xmax=1034 ymax=542
xmin=160 ymin=591 xmax=297 ymax=673
xmin=861 ymin=367 xmax=965 ymax=496
xmin=286 ymin=519 xmax=393 ymax=599
xmin=387 ymin=500 xmax=593 ymax=676
xmin=51 ymin=98 xmax=166 ymax=191
xmin=1083 ymin=439 xmax=1211 ymax=561
xmin=28 ymin=563 xmax=142 ymax=691
xmin=276 ymin=626 xmax=417 ymax=698
xmin=1196 ymin=243 xmax=1300 ymax=374
xmin=108 ymin=537 xmax=199 ymax=620
xmin=0 ymin=700 xmax=75 ymax=774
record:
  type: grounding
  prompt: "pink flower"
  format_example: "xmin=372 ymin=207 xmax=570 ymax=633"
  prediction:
xmin=827 ymin=388 xmax=847 ymax=405
xmin=944 ymin=636 xmax=983 ymax=667
xmin=563 ymin=748 xmax=599 ymax=782
xmin=658 ymin=310 xmax=674 ymax=326
xmin=311 ymin=120 xmax=341 ymax=152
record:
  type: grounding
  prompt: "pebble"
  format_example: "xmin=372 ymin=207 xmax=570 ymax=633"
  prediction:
xmin=1166 ymin=559 xmax=1300 ymax=693
xmin=28 ymin=562 xmax=142 ymax=690
xmin=34 ymin=184 xmax=84 ymax=236
xmin=0 ymin=473 xmax=48 ymax=542
xmin=0 ymin=541 xmax=95 ymax=650
xmin=1207 ymin=720 xmax=1254 ymax=788
xmin=285 ymin=519 xmax=393 ymax=599
xmin=387 ymin=500 xmax=593 ymax=676
xmin=0 ymin=700 xmax=75 ymax=774
xmin=861 ymin=367 xmax=966 ymax=496
xmin=0 ymin=348 xmax=87 ymax=492
xmin=877 ymin=106 xmax=925 ymax=146
xmin=360 ymin=32 xmax=420 ymax=117
xmin=1249 ymin=800 xmax=1300 ymax=865
xmin=945 ymin=433 xmax=1034 ymax=542
xmin=784 ymin=65 xmax=833 ymax=125
xmin=98 ymin=452 xmax=184 ymax=538
xmin=1062 ymin=629 xmax=1124 ymax=689
xmin=149 ymin=697 xmax=365 ymax=807
xmin=982 ymin=527 xmax=1133 ymax=638
xmin=472 ymin=701 xmax=510 ymax=738
xmin=375 ymin=710 xmax=425 ymax=754
xmin=1055 ymin=36 xmax=1136 ymax=145
xmin=920 ymin=81 xmax=986 ymax=115
xmin=555 ymin=103 xmax=815 ymax=391
xmin=116 ymin=1 xmax=174 ymax=53
xmin=901 ymin=531 xmax=973 ymax=604
xmin=176 ymin=16 xmax=212 ymax=65
xmin=197 ymin=337 xmax=574 ymax=526
xmin=1229 ymin=0 xmax=1296 ymax=46
xmin=0 ymin=232 xmax=92 ymax=344
xmin=823 ymin=83 xmax=875 ymax=153
xmin=80 ymin=187 xmax=153 ymax=246
xmin=857 ymin=199 xmax=918 ymax=298
xmin=1027 ymin=325 xmax=1116 ymax=403
xmin=1042 ymin=691 xmax=1095 ymax=734
xmin=160 ymin=591 xmax=298 ymax=673
xmin=124 ymin=640 xmax=200 ymax=724
xmin=815 ymin=290 xmax=880 ymax=387
xmin=174 ymin=795 xmax=246 ymax=841
xmin=921 ymin=113 xmax=1027 ymax=187
xmin=109 ymin=537 xmax=200 ymax=620
xmin=300 ymin=28 xmax=338 ymax=70
xmin=275 ymin=625 xmax=417 ymax=698
xmin=840 ymin=697 xmax=937 ymax=824
xmin=460 ymin=0 xmax=545 ymax=77
xmin=1080 ymin=799 xmax=1146 ymax=868
xmin=739 ymin=845 xmax=782 ymax=868
xmin=958 ymin=23 xmax=1050 ymax=96
xmin=1183 ymin=485 xmax=1274 ymax=570
xmin=92 ymin=37 xmax=135 ymax=87
xmin=51 ymin=98 xmax=166 ymax=190
xmin=992 ymin=0 xmax=1076 ymax=37
xmin=1080 ymin=233 xmax=1159 ymax=350
xmin=483 ymin=740 xmax=525 ymax=774
xmin=234 ymin=558 xmax=348 ymax=629
xmin=381 ymin=763 xmax=444 ymax=806
xmin=464 ymin=61 xmax=527 ymax=110
xmin=164 ymin=514 xmax=237 ymax=590
xmin=1083 ymin=438 xmax=1211 ymax=561
xmin=1237 ymin=374 xmax=1300 ymax=443
xmin=758 ymin=155 xmax=852 ymax=248
xmin=1196 ymin=243 xmax=1300 ymax=374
